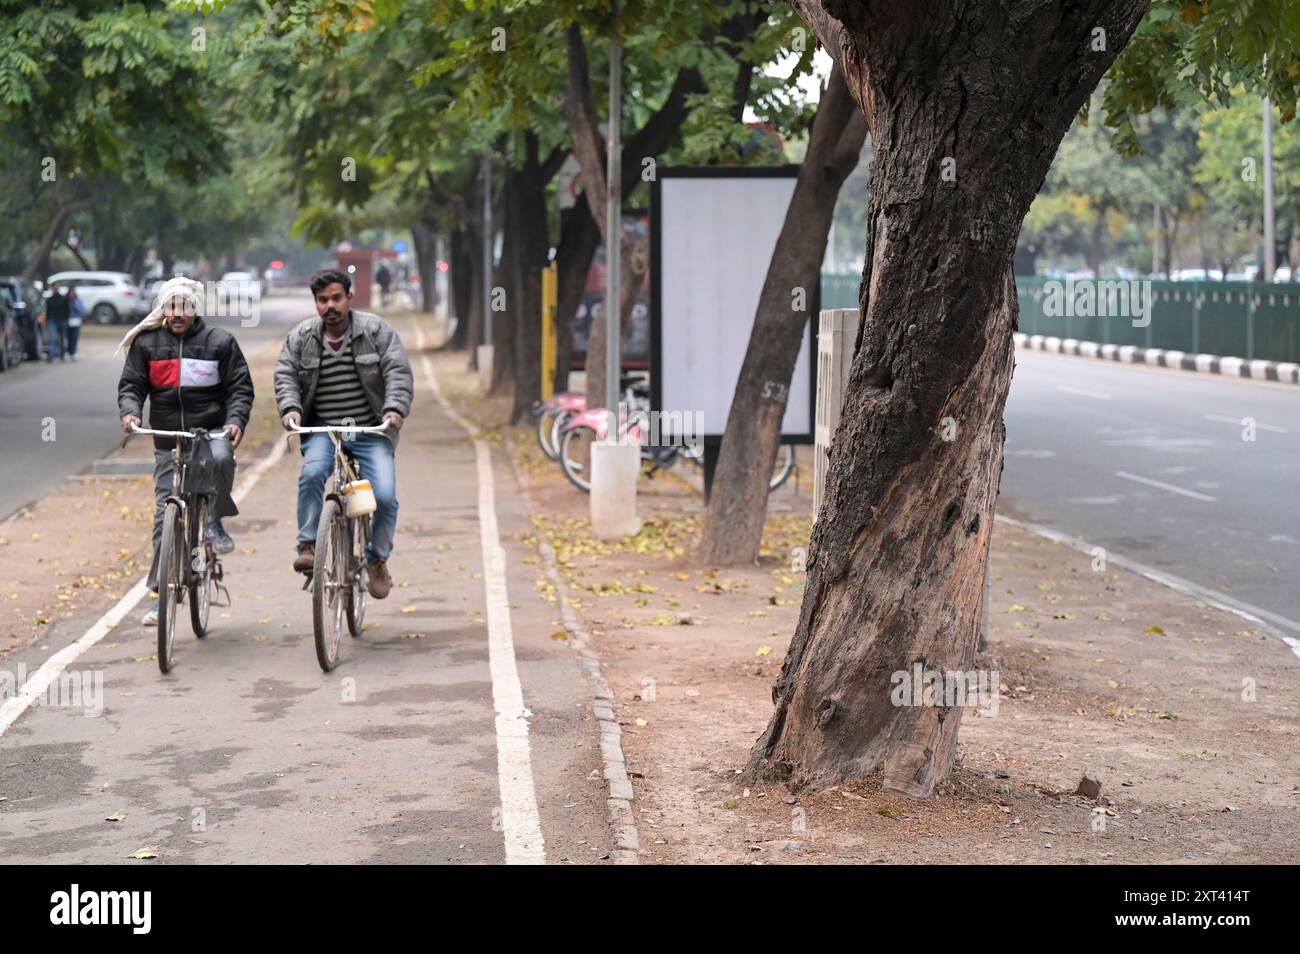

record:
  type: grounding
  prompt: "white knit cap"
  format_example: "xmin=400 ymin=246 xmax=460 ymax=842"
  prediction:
xmin=114 ymin=276 xmax=205 ymax=355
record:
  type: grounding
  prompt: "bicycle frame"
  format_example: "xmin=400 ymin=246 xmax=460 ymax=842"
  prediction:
xmin=129 ymin=423 xmax=229 ymax=589
xmin=287 ymin=419 xmax=390 ymax=586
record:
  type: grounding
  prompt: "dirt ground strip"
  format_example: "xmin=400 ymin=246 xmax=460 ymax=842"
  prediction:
xmin=435 ymin=351 xmax=1300 ymax=865
xmin=1 ymin=336 xmax=285 ymax=657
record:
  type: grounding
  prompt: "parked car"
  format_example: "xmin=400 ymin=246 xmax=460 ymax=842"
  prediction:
xmin=0 ymin=275 xmax=46 ymax=360
xmin=1171 ymin=268 xmax=1224 ymax=282
xmin=217 ymin=271 xmax=262 ymax=307
xmin=0 ymin=292 xmax=25 ymax=371
xmin=45 ymin=271 xmax=150 ymax=325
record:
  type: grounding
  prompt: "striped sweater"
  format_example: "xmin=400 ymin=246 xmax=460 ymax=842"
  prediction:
xmin=311 ymin=335 xmax=379 ymax=426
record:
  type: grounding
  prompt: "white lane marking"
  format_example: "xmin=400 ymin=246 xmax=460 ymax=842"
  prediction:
xmin=0 ymin=434 xmax=288 ymax=737
xmin=995 ymin=514 xmax=1300 ymax=657
xmin=1203 ymin=414 xmax=1287 ymax=433
xmin=413 ymin=319 xmax=546 ymax=866
xmin=1054 ymin=384 xmax=1111 ymax=400
xmin=1114 ymin=470 xmax=1217 ymax=502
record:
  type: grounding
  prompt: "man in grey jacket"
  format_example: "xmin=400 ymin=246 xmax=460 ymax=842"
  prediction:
xmin=274 ymin=269 xmax=413 ymax=598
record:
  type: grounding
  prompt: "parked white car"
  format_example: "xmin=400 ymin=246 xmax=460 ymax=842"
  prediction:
xmin=46 ymin=271 xmax=150 ymax=325
xmin=217 ymin=271 xmax=262 ymax=307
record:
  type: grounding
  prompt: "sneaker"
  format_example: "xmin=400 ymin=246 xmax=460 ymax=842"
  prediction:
xmin=293 ymin=544 xmax=315 ymax=573
xmin=142 ymin=604 xmax=158 ymax=626
xmin=367 ymin=558 xmax=392 ymax=599
xmin=206 ymin=518 xmax=235 ymax=554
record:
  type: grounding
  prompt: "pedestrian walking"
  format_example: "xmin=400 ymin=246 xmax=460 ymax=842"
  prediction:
xmin=65 ymin=287 xmax=83 ymax=361
xmin=44 ymin=283 xmax=71 ymax=362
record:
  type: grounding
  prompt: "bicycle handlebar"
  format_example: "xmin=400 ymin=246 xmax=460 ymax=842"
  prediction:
xmin=129 ymin=423 xmax=228 ymax=440
xmin=287 ymin=420 xmax=391 ymax=435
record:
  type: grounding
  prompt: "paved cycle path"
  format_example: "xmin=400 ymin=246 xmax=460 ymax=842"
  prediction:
xmin=0 ymin=315 xmax=609 ymax=864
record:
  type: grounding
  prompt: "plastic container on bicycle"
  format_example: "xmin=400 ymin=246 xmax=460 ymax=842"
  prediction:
xmin=341 ymin=478 xmax=376 ymax=517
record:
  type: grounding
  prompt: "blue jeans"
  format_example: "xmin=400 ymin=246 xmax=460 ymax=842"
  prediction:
xmin=297 ymin=433 xmax=398 ymax=562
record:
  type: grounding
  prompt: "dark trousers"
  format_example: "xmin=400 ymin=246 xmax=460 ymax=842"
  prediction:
xmin=45 ymin=319 xmax=67 ymax=359
xmin=147 ymin=439 xmax=238 ymax=591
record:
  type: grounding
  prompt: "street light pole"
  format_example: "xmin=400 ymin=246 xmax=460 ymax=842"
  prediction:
xmin=588 ymin=2 xmax=640 ymax=540
xmin=605 ymin=23 xmax=622 ymax=415
xmin=482 ymin=153 xmax=493 ymax=344
xmin=1263 ymin=94 xmax=1276 ymax=282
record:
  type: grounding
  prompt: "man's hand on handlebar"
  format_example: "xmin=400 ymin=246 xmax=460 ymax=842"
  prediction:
xmin=223 ymin=423 xmax=244 ymax=448
xmin=382 ymin=411 xmax=404 ymax=431
xmin=121 ymin=414 xmax=142 ymax=434
xmin=281 ymin=410 xmax=302 ymax=431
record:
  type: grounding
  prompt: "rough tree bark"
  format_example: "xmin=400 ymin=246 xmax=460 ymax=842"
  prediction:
xmin=697 ymin=63 xmax=868 ymax=566
xmin=747 ymin=0 xmax=1150 ymax=796
xmin=411 ymin=216 xmax=440 ymax=314
xmin=447 ymin=226 xmax=473 ymax=350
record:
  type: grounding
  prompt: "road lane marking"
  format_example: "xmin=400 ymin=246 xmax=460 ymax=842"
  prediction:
xmin=0 ymin=434 xmax=288 ymax=737
xmin=1203 ymin=414 xmax=1287 ymax=433
xmin=996 ymin=514 xmax=1300 ymax=657
xmin=414 ymin=318 xmax=546 ymax=866
xmin=1114 ymin=470 xmax=1217 ymax=502
xmin=1054 ymin=384 xmax=1111 ymax=400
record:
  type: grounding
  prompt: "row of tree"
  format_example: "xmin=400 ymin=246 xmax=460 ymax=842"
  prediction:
xmin=0 ymin=1 xmax=290 ymax=280
xmin=8 ymin=0 xmax=1300 ymax=794
xmin=1022 ymin=89 xmax=1300 ymax=277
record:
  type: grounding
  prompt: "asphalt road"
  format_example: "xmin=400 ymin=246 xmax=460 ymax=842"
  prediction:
xmin=0 ymin=293 xmax=308 ymax=521
xmin=1002 ymin=349 xmax=1300 ymax=636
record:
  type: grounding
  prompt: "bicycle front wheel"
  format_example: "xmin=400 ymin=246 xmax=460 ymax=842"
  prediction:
xmin=189 ymin=497 xmax=213 ymax=638
xmin=156 ymin=503 xmax=182 ymax=673
xmin=346 ymin=517 xmax=369 ymax=637
xmin=312 ymin=498 xmax=346 ymax=671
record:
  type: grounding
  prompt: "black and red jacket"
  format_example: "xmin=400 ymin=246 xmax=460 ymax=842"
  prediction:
xmin=117 ymin=318 xmax=255 ymax=449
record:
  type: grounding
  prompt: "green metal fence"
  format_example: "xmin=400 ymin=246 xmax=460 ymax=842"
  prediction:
xmin=818 ymin=274 xmax=1300 ymax=363
xmin=1014 ymin=277 xmax=1300 ymax=364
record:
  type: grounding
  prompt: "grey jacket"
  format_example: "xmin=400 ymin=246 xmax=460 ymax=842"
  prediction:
xmin=274 ymin=310 xmax=413 ymax=444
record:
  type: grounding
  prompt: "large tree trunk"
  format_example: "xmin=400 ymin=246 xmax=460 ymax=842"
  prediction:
xmin=411 ymin=217 xmax=439 ymax=314
xmin=748 ymin=0 xmax=1149 ymax=797
xmin=506 ymin=133 xmax=551 ymax=423
xmin=697 ymin=64 xmax=867 ymax=565
xmin=554 ymin=203 xmax=600 ymax=394
xmin=448 ymin=226 xmax=473 ymax=350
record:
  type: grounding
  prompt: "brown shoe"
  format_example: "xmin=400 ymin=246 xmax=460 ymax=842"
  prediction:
xmin=367 ymin=558 xmax=391 ymax=599
xmin=293 ymin=544 xmax=315 ymax=573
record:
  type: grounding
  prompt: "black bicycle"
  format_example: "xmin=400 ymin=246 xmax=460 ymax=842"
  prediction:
xmin=129 ymin=423 xmax=231 ymax=673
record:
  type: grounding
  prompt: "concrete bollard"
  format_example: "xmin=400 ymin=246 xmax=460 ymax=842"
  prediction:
xmin=590 ymin=439 xmax=641 ymax=539
xmin=476 ymin=344 xmax=494 ymax=393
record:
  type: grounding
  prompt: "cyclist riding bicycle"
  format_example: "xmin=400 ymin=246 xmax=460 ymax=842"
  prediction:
xmin=275 ymin=268 xmax=412 ymax=599
xmin=116 ymin=276 xmax=254 ymax=626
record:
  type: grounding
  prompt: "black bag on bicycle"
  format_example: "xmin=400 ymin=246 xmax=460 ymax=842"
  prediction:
xmin=182 ymin=436 xmax=220 ymax=498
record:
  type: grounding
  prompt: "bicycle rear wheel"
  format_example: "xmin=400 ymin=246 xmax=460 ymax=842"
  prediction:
xmin=346 ymin=517 xmax=370 ymax=637
xmin=312 ymin=498 xmax=346 ymax=671
xmin=156 ymin=503 xmax=182 ymax=673
xmin=537 ymin=408 xmax=561 ymax=460
xmin=559 ymin=424 xmax=597 ymax=493
xmin=769 ymin=443 xmax=796 ymax=491
xmin=189 ymin=497 xmax=214 ymax=638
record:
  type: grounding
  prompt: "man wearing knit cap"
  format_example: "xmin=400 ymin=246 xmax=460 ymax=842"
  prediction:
xmin=117 ymin=277 xmax=255 ymax=626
